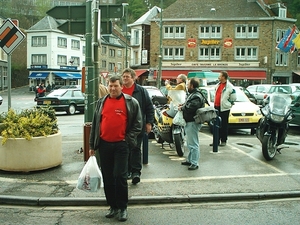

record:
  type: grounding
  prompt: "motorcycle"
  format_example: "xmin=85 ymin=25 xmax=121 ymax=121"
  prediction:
xmin=256 ymin=93 xmax=299 ymax=160
xmin=152 ymin=90 xmax=186 ymax=157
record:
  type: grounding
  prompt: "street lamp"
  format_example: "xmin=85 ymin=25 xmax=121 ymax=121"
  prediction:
xmin=122 ymin=3 xmax=129 ymax=68
xmin=157 ymin=0 xmax=163 ymax=88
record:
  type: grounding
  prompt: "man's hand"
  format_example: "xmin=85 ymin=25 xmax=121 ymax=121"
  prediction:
xmin=145 ymin=123 xmax=152 ymax=134
xmin=89 ymin=149 xmax=95 ymax=156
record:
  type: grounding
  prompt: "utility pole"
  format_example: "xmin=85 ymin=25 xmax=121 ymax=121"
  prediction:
xmin=157 ymin=0 xmax=163 ymax=89
xmin=123 ymin=3 xmax=129 ymax=68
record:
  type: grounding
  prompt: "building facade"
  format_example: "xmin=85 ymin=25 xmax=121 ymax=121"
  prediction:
xmin=149 ymin=0 xmax=299 ymax=86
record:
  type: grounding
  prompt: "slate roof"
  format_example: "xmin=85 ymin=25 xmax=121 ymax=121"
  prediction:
xmin=27 ymin=16 xmax=65 ymax=31
xmin=161 ymin=0 xmax=288 ymax=20
xmin=128 ymin=6 xmax=161 ymax=27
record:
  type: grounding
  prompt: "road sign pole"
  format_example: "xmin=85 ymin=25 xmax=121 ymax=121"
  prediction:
xmin=93 ymin=0 xmax=99 ymax=101
xmin=7 ymin=54 xmax=11 ymax=110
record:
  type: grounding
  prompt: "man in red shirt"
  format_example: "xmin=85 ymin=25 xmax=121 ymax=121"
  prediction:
xmin=210 ymin=71 xmax=236 ymax=146
xmin=89 ymin=76 xmax=142 ymax=222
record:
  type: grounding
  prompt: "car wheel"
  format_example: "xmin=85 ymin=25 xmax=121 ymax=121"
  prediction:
xmin=67 ymin=104 xmax=76 ymax=115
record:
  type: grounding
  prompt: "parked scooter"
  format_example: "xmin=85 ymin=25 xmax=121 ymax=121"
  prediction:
xmin=152 ymin=90 xmax=186 ymax=157
xmin=256 ymin=93 xmax=299 ymax=160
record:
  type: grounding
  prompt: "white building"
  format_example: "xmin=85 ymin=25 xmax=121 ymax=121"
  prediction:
xmin=26 ymin=16 xmax=85 ymax=89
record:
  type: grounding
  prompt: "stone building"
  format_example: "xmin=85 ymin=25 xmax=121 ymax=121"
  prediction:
xmin=149 ymin=0 xmax=299 ymax=86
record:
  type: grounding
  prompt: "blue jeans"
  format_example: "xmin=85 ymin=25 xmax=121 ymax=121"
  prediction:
xmin=98 ymin=139 xmax=129 ymax=210
xmin=185 ymin=122 xmax=202 ymax=166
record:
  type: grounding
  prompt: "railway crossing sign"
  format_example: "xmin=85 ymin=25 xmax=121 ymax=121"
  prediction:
xmin=0 ymin=19 xmax=26 ymax=55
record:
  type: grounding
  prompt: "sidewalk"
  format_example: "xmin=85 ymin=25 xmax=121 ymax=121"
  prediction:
xmin=1 ymin=129 xmax=300 ymax=207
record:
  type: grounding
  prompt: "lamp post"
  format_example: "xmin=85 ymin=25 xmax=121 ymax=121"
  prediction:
xmin=157 ymin=0 xmax=163 ymax=88
xmin=122 ymin=3 xmax=129 ymax=68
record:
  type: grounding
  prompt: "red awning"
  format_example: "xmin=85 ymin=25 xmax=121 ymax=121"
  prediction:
xmin=153 ymin=70 xmax=190 ymax=79
xmin=135 ymin=69 xmax=148 ymax=77
xmin=227 ymin=71 xmax=266 ymax=80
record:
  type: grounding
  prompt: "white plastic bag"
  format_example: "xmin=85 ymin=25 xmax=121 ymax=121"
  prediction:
xmin=173 ymin=111 xmax=186 ymax=126
xmin=76 ymin=156 xmax=103 ymax=192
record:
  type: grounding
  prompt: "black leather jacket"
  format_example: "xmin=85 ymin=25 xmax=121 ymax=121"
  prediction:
xmin=89 ymin=93 xmax=143 ymax=150
xmin=182 ymin=89 xmax=204 ymax=122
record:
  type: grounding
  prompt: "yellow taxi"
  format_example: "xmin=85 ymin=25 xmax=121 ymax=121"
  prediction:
xmin=199 ymin=86 xmax=262 ymax=134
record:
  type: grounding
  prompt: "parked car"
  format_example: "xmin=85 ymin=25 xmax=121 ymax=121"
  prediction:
xmin=36 ymin=88 xmax=84 ymax=115
xmin=290 ymin=90 xmax=300 ymax=126
xmin=237 ymin=86 xmax=257 ymax=104
xmin=0 ymin=96 xmax=2 ymax=105
xmin=246 ymin=84 xmax=273 ymax=105
xmin=143 ymin=86 xmax=168 ymax=105
xmin=262 ymin=83 xmax=300 ymax=106
xmin=199 ymin=86 xmax=262 ymax=134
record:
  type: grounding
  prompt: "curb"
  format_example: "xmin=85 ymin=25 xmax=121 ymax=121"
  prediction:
xmin=1 ymin=191 xmax=300 ymax=207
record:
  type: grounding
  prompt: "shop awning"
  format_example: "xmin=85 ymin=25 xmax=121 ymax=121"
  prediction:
xmin=53 ymin=72 xmax=82 ymax=79
xmin=28 ymin=72 xmax=49 ymax=79
xmin=227 ymin=71 xmax=266 ymax=80
xmin=153 ymin=70 xmax=190 ymax=79
xmin=135 ymin=69 xmax=148 ymax=77
xmin=293 ymin=71 xmax=300 ymax=76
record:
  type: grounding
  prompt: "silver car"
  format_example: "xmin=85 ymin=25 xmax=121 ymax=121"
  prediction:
xmin=246 ymin=84 xmax=273 ymax=105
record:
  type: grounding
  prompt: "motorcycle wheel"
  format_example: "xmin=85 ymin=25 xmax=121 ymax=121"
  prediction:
xmin=153 ymin=124 xmax=164 ymax=144
xmin=173 ymin=133 xmax=184 ymax=157
xmin=262 ymin=135 xmax=277 ymax=160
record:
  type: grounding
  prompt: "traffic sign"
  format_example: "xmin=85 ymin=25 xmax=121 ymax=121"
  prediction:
xmin=0 ymin=19 xmax=25 ymax=55
xmin=46 ymin=4 xmax=123 ymax=34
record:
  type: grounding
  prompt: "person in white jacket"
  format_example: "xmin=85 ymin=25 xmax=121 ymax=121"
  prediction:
xmin=210 ymin=71 xmax=236 ymax=146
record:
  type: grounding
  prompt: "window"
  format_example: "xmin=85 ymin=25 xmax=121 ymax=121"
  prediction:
xmin=32 ymin=54 xmax=47 ymax=64
xmin=117 ymin=62 xmax=122 ymax=70
xmin=71 ymin=56 xmax=80 ymax=66
xmin=102 ymin=46 xmax=107 ymax=54
xmin=275 ymin=52 xmax=288 ymax=66
xmin=57 ymin=37 xmax=67 ymax=48
xmin=164 ymin=26 xmax=185 ymax=39
xmin=235 ymin=25 xmax=259 ymax=38
xmin=117 ymin=49 xmax=122 ymax=57
xmin=132 ymin=30 xmax=139 ymax=45
xmin=57 ymin=55 xmax=67 ymax=65
xmin=199 ymin=47 xmax=221 ymax=60
xmin=32 ymin=36 xmax=47 ymax=47
xmin=109 ymin=49 xmax=115 ymax=57
xmin=163 ymin=47 xmax=184 ymax=60
xmin=278 ymin=8 xmax=286 ymax=18
xmin=101 ymin=60 xmax=107 ymax=68
xmin=235 ymin=47 xmax=258 ymax=60
xmin=199 ymin=25 xmax=222 ymax=38
xmin=109 ymin=62 xmax=115 ymax=71
xmin=276 ymin=29 xmax=286 ymax=43
xmin=71 ymin=39 xmax=80 ymax=50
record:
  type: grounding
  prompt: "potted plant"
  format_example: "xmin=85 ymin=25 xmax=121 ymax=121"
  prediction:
xmin=0 ymin=106 xmax=62 ymax=172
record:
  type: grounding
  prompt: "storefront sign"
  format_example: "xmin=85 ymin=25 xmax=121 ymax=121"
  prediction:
xmin=188 ymin=38 xmax=196 ymax=48
xmin=223 ymin=38 xmax=233 ymax=48
xmin=200 ymin=39 xmax=220 ymax=45
xmin=162 ymin=61 xmax=260 ymax=67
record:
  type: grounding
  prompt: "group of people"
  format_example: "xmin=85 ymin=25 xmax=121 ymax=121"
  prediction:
xmin=88 ymin=69 xmax=236 ymax=222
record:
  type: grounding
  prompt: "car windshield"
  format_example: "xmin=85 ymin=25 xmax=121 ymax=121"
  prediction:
xmin=47 ymin=89 xmax=68 ymax=97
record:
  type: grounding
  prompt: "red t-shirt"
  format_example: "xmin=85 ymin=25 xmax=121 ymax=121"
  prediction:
xmin=122 ymin=83 xmax=135 ymax=96
xmin=214 ymin=82 xmax=226 ymax=107
xmin=100 ymin=96 xmax=127 ymax=142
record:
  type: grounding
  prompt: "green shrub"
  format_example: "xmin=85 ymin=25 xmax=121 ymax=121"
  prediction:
xmin=0 ymin=106 xmax=58 ymax=145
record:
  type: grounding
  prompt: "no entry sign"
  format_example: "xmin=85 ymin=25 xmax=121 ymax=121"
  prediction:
xmin=0 ymin=19 xmax=25 ymax=55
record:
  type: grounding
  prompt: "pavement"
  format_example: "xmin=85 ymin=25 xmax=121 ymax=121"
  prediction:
xmin=1 ymin=86 xmax=300 ymax=207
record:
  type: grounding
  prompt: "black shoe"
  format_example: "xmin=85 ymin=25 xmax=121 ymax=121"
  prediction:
xmin=181 ymin=161 xmax=191 ymax=166
xmin=118 ymin=209 xmax=128 ymax=222
xmin=127 ymin=172 xmax=132 ymax=180
xmin=132 ymin=174 xmax=140 ymax=184
xmin=188 ymin=164 xmax=199 ymax=170
xmin=105 ymin=207 xmax=118 ymax=218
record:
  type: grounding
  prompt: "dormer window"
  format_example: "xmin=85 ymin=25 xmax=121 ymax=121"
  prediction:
xmin=278 ymin=8 xmax=286 ymax=18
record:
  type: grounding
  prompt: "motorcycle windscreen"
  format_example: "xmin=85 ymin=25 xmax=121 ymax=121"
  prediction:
xmin=167 ymin=90 xmax=186 ymax=106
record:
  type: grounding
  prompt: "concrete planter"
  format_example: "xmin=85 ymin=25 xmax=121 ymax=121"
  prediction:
xmin=0 ymin=131 xmax=62 ymax=172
